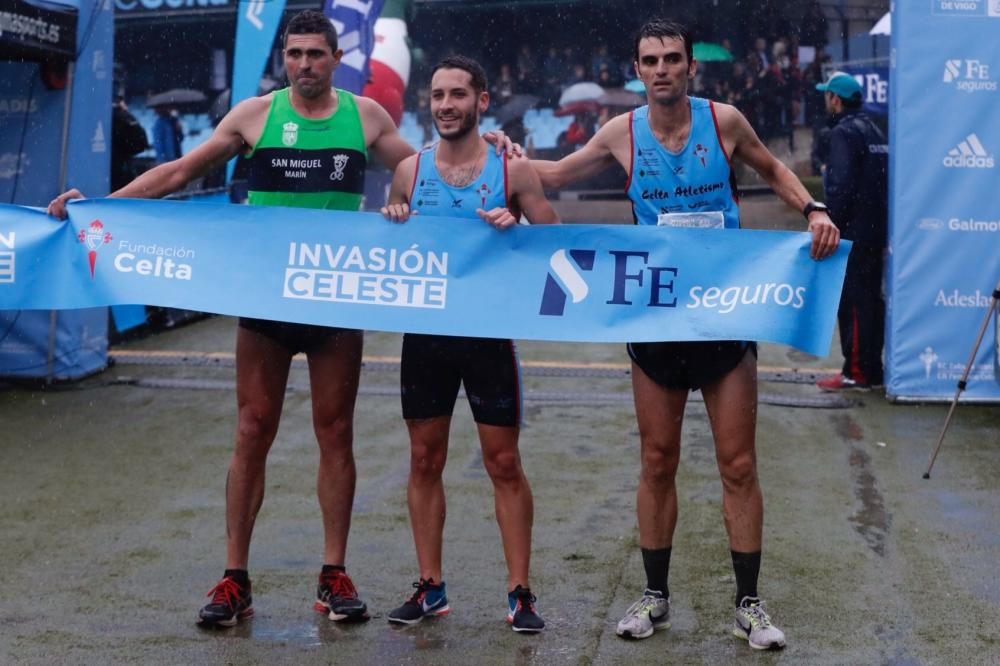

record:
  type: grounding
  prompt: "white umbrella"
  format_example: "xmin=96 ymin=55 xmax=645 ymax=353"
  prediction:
xmin=870 ymin=12 xmax=890 ymax=36
xmin=559 ymin=82 xmax=605 ymax=106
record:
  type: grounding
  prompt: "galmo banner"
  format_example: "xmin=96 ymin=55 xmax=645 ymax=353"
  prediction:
xmin=0 ymin=199 xmax=849 ymax=356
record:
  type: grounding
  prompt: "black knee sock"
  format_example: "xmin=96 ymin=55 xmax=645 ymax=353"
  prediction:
xmin=641 ymin=547 xmax=671 ymax=598
xmin=731 ymin=550 xmax=761 ymax=605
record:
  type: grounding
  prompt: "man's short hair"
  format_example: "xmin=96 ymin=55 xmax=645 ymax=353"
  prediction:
xmin=433 ymin=55 xmax=488 ymax=95
xmin=284 ymin=10 xmax=338 ymax=52
xmin=633 ymin=18 xmax=693 ymax=64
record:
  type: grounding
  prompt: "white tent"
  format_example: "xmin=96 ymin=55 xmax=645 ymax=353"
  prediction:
xmin=870 ymin=12 xmax=890 ymax=36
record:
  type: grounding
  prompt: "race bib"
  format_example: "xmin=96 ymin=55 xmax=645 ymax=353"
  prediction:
xmin=657 ymin=211 xmax=725 ymax=229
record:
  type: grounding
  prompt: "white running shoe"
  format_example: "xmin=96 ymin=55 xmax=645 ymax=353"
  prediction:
xmin=733 ymin=596 xmax=786 ymax=650
xmin=615 ymin=590 xmax=670 ymax=640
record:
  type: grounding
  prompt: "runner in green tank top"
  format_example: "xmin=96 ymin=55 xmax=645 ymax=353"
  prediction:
xmin=48 ymin=9 xmax=518 ymax=631
xmin=246 ymin=86 xmax=368 ymax=211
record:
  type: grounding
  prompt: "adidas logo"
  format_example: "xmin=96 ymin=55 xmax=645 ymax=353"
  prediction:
xmin=942 ymin=134 xmax=995 ymax=169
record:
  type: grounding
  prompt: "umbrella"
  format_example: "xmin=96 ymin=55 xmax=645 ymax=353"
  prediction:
xmin=210 ymin=78 xmax=279 ymax=122
xmin=870 ymin=12 xmax=890 ymax=36
xmin=554 ymin=100 xmax=601 ymax=117
xmin=692 ymin=42 xmax=733 ymax=62
xmin=598 ymin=88 xmax=644 ymax=108
xmin=147 ymin=88 xmax=208 ymax=111
xmin=493 ymin=94 xmax=539 ymax=125
xmin=625 ymin=79 xmax=647 ymax=96
xmin=558 ymin=81 xmax=604 ymax=106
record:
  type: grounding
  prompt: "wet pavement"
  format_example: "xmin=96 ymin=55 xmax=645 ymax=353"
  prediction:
xmin=1 ymin=314 xmax=998 ymax=665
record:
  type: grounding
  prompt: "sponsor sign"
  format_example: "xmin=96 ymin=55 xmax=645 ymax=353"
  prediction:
xmin=943 ymin=133 xmax=995 ymax=168
xmin=943 ymin=58 xmax=997 ymax=92
xmin=888 ymin=0 xmax=1000 ymax=401
xmin=114 ymin=0 xmax=231 ymax=13
xmin=0 ymin=199 xmax=851 ymax=356
xmin=932 ymin=0 xmax=1000 ymax=17
xmin=0 ymin=0 xmax=77 ymax=61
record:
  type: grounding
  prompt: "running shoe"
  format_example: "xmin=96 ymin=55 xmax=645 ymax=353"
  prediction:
xmin=733 ymin=596 xmax=786 ymax=650
xmin=507 ymin=585 xmax=545 ymax=633
xmin=817 ymin=373 xmax=871 ymax=392
xmin=615 ymin=590 xmax=670 ymax=639
xmin=387 ymin=579 xmax=450 ymax=625
xmin=197 ymin=576 xmax=253 ymax=628
xmin=314 ymin=569 xmax=369 ymax=622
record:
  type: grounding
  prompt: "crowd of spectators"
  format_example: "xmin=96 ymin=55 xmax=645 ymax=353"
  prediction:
xmin=412 ymin=7 xmax=833 ymax=154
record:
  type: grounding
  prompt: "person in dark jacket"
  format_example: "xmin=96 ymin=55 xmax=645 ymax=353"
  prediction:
xmin=110 ymin=97 xmax=149 ymax=191
xmin=814 ymin=72 xmax=888 ymax=391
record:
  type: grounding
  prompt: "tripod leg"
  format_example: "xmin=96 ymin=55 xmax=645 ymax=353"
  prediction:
xmin=923 ymin=281 xmax=1000 ymax=479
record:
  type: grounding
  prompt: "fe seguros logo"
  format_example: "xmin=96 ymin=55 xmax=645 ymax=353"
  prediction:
xmin=539 ymin=248 xmax=806 ymax=317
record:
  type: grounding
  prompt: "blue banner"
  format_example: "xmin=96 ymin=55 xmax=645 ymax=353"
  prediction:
xmin=325 ymin=0 xmax=385 ymax=94
xmin=229 ymin=0 xmax=287 ymax=180
xmin=886 ymin=2 xmax=1000 ymax=401
xmin=0 ymin=199 xmax=849 ymax=355
xmin=0 ymin=0 xmax=111 ymax=380
xmin=67 ymin=0 xmax=113 ymax=198
xmin=839 ymin=65 xmax=889 ymax=116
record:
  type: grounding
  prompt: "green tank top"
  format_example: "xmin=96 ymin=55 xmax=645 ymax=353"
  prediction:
xmin=247 ymin=87 xmax=367 ymax=210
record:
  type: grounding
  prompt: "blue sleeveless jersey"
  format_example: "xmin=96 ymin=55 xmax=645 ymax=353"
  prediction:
xmin=410 ymin=144 xmax=508 ymax=219
xmin=626 ymin=97 xmax=740 ymax=228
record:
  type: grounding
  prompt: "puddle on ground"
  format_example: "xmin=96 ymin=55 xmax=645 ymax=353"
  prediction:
xmin=834 ymin=414 xmax=893 ymax=556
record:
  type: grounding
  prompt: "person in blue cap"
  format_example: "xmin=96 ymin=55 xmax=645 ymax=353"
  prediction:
xmin=815 ymin=72 xmax=889 ymax=391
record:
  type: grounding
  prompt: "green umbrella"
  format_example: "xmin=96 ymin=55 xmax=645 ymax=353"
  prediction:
xmin=692 ymin=42 xmax=733 ymax=62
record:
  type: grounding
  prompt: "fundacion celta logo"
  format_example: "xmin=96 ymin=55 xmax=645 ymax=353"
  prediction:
xmin=78 ymin=219 xmax=112 ymax=278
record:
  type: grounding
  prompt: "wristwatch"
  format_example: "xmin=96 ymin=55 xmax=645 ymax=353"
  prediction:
xmin=803 ymin=201 xmax=829 ymax=219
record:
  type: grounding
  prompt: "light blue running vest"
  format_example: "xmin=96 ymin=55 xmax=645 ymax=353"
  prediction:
xmin=410 ymin=144 xmax=508 ymax=218
xmin=626 ymin=97 xmax=740 ymax=228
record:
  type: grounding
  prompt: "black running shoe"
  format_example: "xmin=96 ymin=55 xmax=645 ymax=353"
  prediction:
xmin=197 ymin=576 xmax=253 ymax=628
xmin=314 ymin=570 xmax=369 ymax=622
xmin=507 ymin=585 xmax=545 ymax=633
xmin=387 ymin=579 xmax=450 ymax=625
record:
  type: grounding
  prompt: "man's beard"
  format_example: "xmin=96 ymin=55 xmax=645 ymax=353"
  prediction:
xmin=294 ymin=75 xmax=326 ymax=99
xmin=435 ymin=112 xmax=478 ymax=140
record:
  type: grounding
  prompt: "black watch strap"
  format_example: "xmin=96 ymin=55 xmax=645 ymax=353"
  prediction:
xmin=803 ymin=201 xmax=829 ymax=218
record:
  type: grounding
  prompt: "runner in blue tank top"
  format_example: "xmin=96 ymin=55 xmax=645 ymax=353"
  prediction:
xmin=533 ymin=19 xmax=840 ymax=651
xmin=380 ymin=55 xmax=558 ymax=633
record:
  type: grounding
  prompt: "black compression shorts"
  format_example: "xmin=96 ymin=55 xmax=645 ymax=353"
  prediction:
xmin=400 ymin=333 xmax=522 ymax=427
xmin=237 ymin=317 xmax=355 ymax=355
xmin=627 ymin=340 xmax=757 ymax=391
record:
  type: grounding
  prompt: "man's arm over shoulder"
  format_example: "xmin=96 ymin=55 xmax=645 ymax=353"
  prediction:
xmin=381 ymin=153 xmax=419 ymax=223
xmin=531 ymin=112 xmax=628 ymax=189
xmin=115 ymin=96 xmax=263 ymax=199
xmin=357 ymin=96 xmax=416 ymax=171
xmin=508 ymin=156 xmax=559 ymax=224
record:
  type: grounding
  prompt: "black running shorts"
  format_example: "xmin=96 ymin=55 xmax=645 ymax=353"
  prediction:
xmin=237 ymin=317 xmax=355 ymax=355
xmin=627 ymin=340 xmax=757 ymax=391
xmin=400 ymin=333 xmax=522 ymax=427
